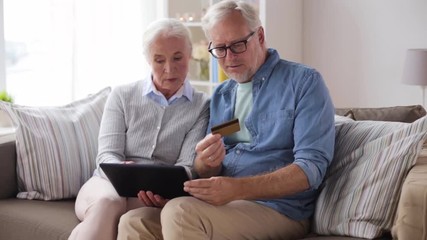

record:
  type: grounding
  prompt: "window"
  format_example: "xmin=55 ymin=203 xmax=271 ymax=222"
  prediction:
xmin=3 ymin=0 xmax=155 ymax=105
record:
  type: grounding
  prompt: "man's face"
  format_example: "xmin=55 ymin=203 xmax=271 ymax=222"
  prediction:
xmin=208 ymin=11 xmax=263 ymax=83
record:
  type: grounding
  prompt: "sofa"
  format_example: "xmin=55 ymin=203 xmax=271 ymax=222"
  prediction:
xmin=1 ymin=104 xmax=427 ymax=240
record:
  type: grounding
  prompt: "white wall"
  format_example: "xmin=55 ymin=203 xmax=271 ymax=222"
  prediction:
xmin=263 ymin=0 xmax=303 ymax=63
xmin=303 ymin=0 xmax=427 ymax=107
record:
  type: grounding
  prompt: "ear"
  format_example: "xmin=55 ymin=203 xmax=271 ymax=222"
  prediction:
xmin=257 ymin=26 xmax=266 ymax=46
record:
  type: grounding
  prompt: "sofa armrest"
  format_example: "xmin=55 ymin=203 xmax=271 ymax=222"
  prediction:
xmin=0 ymin=140 xmax=17 ymax=199
xmin=392 ymin=163 xmax=427 ymax=239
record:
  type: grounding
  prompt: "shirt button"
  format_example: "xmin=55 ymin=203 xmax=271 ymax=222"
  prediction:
xmin=262 ymin=77 xmax=265 ymax=81
xmin=152 ymin=145 xmax=155 ymax=149
xmin=157 ymin=126 xmax=160 ymax=130
xmin=236 ymin=150 xmax=241 ymax=155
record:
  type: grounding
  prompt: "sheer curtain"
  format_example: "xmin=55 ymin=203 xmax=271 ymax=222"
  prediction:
xmin=4 ymin=0 xmax=156 ymax=106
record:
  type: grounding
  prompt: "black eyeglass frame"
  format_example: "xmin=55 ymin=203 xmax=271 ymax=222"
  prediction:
xmin=208 ymin=31 xmax=256 ymax=59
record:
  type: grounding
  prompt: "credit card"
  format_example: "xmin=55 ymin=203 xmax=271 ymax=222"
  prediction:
xmin=211 ymin=118 xmax=240 ymax=136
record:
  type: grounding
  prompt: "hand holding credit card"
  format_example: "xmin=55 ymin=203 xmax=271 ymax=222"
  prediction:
xmin=211 ymin=118 xmax=240 ymax=136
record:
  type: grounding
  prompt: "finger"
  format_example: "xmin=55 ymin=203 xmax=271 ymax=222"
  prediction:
xmin=146 ymin=191 xmax=159 ymax=206
xmin=186 ymin=190 xmax=217 ymax=204
xmin=154 ymin=195 xmax=169 ymax=207
xmin=184 ymin=179 xmax=214 ymax=190
xmin=195 ymin=134 xmax=222 ymax=154
xmin=209 ymin=141 xmax=225 ymax=162
xmin=200 ymin=140 xmax=224 ymax=165
xmin=137 ymin=191 xmax=150 ymax=206
xmin=138 ymin=191 xmax=153 ymax=207
xmin=151 ymin=193 xmax=164 ymax=207
xmin=147 ymin=192 xmax=167 ymax=208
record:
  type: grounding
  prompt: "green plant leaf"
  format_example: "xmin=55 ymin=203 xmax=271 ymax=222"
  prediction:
xmin=0 ymin=91 xmax=14 ymax=103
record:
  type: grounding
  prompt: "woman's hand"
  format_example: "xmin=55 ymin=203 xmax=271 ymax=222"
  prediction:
xmin=137 ymin=190 xmax=169 ymax=208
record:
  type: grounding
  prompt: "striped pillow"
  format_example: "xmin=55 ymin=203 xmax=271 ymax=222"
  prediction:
xmin=0 ymin=87 xmax=110 ymax=200
xmin=313 ymin=116 xmax=427 ymax=238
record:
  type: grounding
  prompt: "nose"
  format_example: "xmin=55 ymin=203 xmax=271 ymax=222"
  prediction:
xmin=164 ymin=61 xmax=175 ymax=73
xmin=225 ymin=48 xmax=238 ymax=59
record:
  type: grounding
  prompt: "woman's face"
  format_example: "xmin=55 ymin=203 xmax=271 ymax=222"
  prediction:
xmin=149 ymin=35 xmax=191 ymax=99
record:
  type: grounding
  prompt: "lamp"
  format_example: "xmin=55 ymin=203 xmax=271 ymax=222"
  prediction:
xmin=402 ymin=49 xmax=427 ymax=106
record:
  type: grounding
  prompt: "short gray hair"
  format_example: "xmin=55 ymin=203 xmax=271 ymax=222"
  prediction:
xmin=201 ymin=0 xmax=261 ymax=40
xmin=142 ymin=18 xmax=192 ymax=60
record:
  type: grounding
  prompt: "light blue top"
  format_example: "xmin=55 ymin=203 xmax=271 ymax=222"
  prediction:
xmin=208 ymin=49 xmax=335 ymax=220
xmin=143 ymin=75 xmax=194 ymax=106
xmin=228 ymin=81 xmax=253 ymax=144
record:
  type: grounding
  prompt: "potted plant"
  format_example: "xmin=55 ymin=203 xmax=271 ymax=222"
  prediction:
xmin=0 ymin=90 xmax=14 ymax=103
xmin=0 ymin=90 xmax=14 ymax=127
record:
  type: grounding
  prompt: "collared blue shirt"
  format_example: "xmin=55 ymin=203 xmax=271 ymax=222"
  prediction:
xmin=143 ymin=74 xmax=193 ymax=106
xmin=208 ymin=49 xmax=335 ymax=220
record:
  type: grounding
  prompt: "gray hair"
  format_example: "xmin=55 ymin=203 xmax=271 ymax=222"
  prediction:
xmin=201 ymin=0 xmax=261 ymax=40
xmin=142 ymin=18 xmax=192 ymax=60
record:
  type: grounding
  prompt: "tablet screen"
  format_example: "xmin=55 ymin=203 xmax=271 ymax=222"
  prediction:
xmin=100 ymin=163 xmax=190 ymax=199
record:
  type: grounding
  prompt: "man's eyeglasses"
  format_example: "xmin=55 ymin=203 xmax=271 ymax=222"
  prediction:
xmin=208 ymin=31 xmax=256 ymax=59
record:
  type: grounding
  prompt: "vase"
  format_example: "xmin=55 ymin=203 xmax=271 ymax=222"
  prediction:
xmin=198 ymin=60 xmax=209 ymax=80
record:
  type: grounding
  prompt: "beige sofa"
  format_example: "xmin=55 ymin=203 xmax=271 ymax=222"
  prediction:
xmin=0 ymin=105 xmax=426 ymax=240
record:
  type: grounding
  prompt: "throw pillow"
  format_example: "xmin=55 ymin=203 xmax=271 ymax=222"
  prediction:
xmin=0 ymin=87 xmax=111 ymax=200
xmin=313 ymin=116 xmax=427 ymax=239
xmin=334 ymin=114 xmax=354 ymax=123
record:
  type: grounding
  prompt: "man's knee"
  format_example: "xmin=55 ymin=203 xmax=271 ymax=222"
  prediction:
xmin=161 ymin=196 xmax=212 ymax=228
xmin=161 ymin=197 xmax=198 ymax=221
xmin=118 ymin=209 xmax=137 ymax=229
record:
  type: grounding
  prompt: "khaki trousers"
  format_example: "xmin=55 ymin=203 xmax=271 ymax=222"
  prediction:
xmin=118 ymin=196 xmax=309 ymax=240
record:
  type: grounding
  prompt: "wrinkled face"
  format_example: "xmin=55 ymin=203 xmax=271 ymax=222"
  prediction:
xmin=208 ymin=11 xmax=264 ymax=83
xmin=149 ymin=35 xmax=191 ymax=99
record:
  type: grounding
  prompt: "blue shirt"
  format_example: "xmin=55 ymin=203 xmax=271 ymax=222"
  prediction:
xmin=208 ymin=49 xmax=335 ymax=220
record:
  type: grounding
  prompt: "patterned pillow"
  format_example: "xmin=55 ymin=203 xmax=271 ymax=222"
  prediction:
xmin=0 ymin=87 xmax=111 ymax=200
xmin=313 ymin=116 xmax=427 ymax=238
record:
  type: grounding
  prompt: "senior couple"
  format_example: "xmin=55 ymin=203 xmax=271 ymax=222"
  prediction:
xmin=69 ymin=1 xmax=335 ymax=240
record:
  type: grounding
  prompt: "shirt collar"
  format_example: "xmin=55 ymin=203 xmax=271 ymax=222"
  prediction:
xmin=142 ymin=74 xmax=193 ymax=105
xmin=251 ymin=48 xmax=280 ymax=85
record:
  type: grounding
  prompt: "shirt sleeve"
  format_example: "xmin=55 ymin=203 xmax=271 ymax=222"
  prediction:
xmin=292 ymin=70 xmax=335 ymax=190
xmin=96 ymin=87 xmax=127 ymax=166
xmin=174 ymin=97 xmax=210 ymax=178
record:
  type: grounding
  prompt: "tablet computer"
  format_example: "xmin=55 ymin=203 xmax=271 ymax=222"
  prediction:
xmin=100 ymin=163 xmax=190 ymax=199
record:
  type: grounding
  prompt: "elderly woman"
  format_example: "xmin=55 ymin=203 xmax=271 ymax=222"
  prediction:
xmin=68 ymin=18 xmax=210 ymax=240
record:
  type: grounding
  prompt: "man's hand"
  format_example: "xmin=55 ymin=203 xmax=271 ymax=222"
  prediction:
xmin=137 ymin=190 xmax=169 ymax=208
xmin=183 ymin=177 xmax=240 ymax=206
xmin=194 ymin=133 xmax=225 ymax=177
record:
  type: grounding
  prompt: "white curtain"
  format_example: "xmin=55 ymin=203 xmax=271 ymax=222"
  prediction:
xmin=4 ymin=0 xmax=155 ymax=105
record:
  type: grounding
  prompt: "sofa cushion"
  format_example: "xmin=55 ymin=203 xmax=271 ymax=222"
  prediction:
xmin=0 ymin=87 xmax=110 ymax=200
xmin=335 ymin=105 xmax=426 ymax=122
xmin=392 ymin=163 xmax=427 ymax=239
xmin=313 ymin=116 xmax=427 ymax=238
xmin=0 ymin=199 xmax=77 ymax=240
